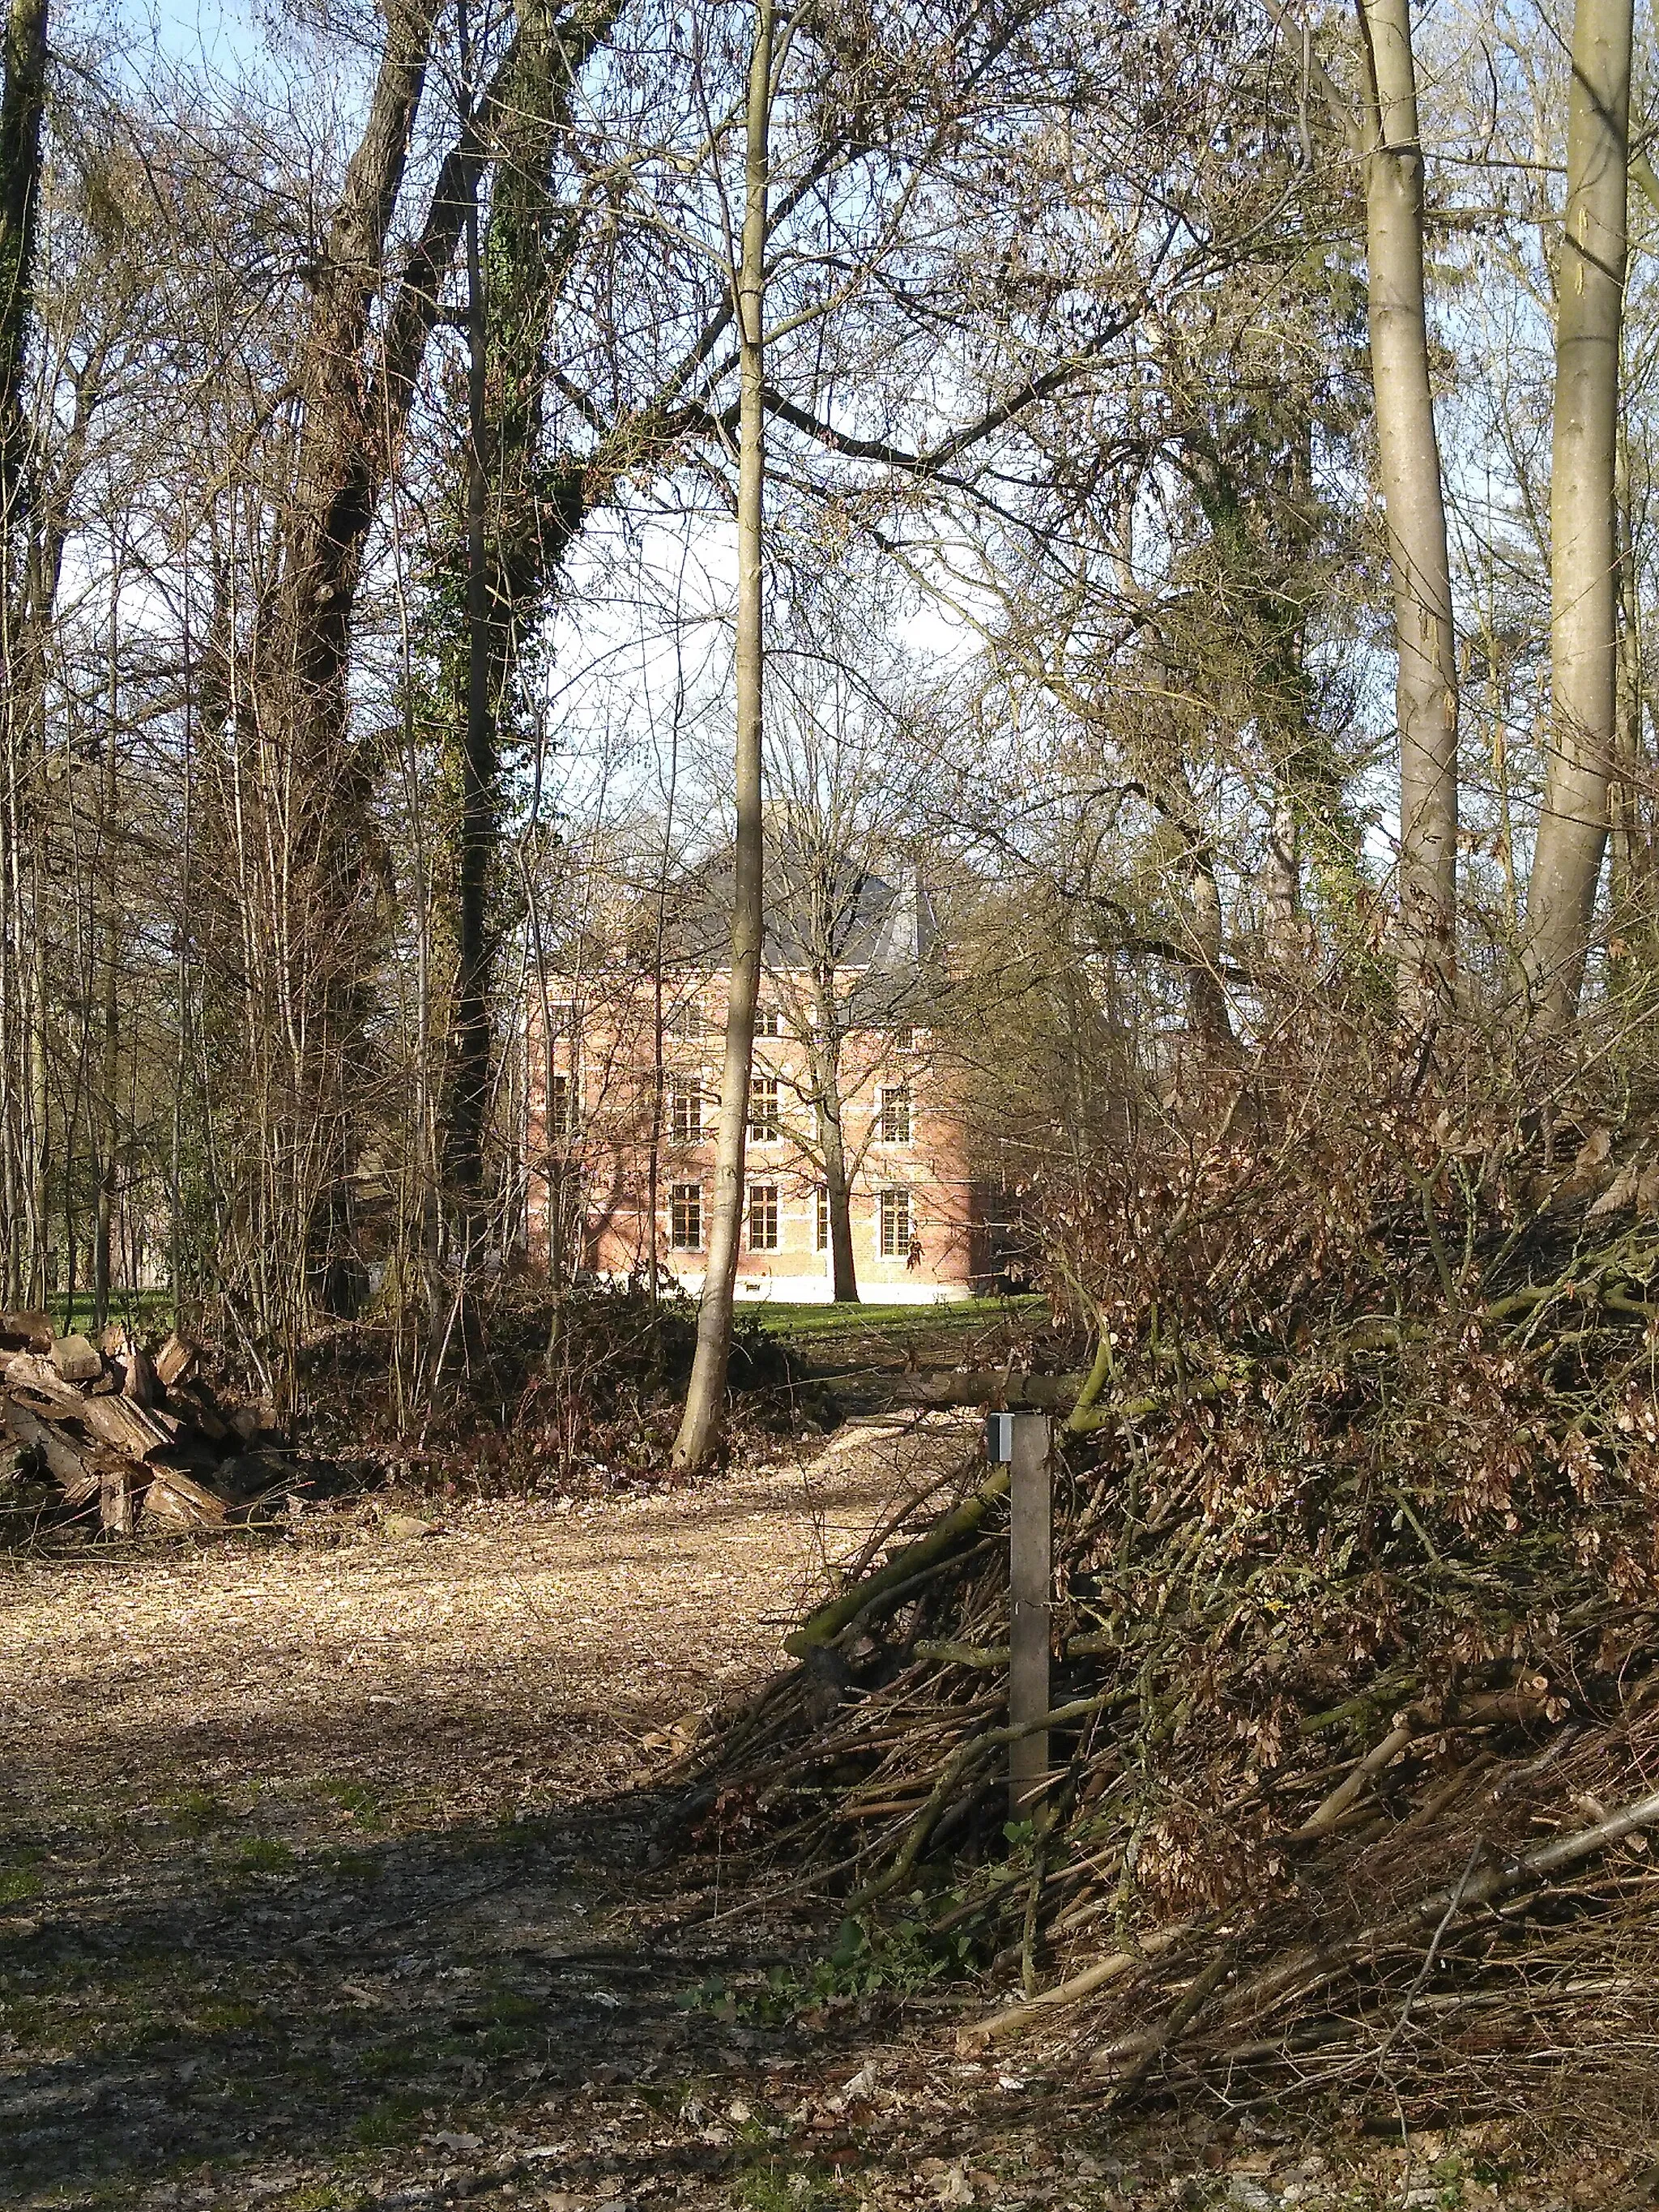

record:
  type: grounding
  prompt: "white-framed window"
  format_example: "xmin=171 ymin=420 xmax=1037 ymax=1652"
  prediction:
xmin=548 ymin=1072 xmax=578 ymax=1140
xmin=667 ymin=1076 xmax=702 ymax=1144
xmin=879 ymin=1187 xmax=913 ymax=1259
xmin=670 ymin=1183 xmax=702 ymax=1251
xmin=877 ymin=1083 xmax=912 ymax=1144
xmin=753 ymin=1005 xmax=785 ymax=1038
xmin=748 ymin=1072 xmax=781 ymax=1142
xmin=815 ymin=1186 xmax=830 ymax=1253
xmin=748 ymin=1183 xmax=779 ymax=1251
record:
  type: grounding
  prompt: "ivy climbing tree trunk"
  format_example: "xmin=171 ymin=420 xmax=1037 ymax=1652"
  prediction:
xmin=0 ymin=0 xmax=47 ymax=1303
xmin=672 ymin=0 xmax=774 ymax=1472
xmin=1524 ymin=0 xmax=1633 ymax=1027
xmin=437 ymin=0 xmax=618 ymax=1218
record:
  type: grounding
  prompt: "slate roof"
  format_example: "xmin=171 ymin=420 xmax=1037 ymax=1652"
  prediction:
xmin=659 ymin=834 xmax=943 ymax=1021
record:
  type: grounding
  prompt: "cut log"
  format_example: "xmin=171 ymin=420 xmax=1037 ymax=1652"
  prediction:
xmin=218 ymin=1447 xmax=294 ymax=1502
xmin=155 ymin=1332 xmax=198 ymax=1389
xmin=5 ymin=1396 xmax=96 ymax=1494
xmin=122 ymin=1346 xmax=157 ymax=1407
xmin=0 ymin=1310 xmax=53 ymax=1352
xmin=100 ymin=1461 xmax=137 ymax=1536
xmin=228 ymin=1400 xmax=279 ymax=1444
xmin=49 ymin=1334 xmax=104 ymax=1384
xmin=78 ymin=1395 xmax=173 ymax=1457
xmin=5 ymin=1352 xmax=85 ymax=1404
xmin=166 ymin=1383 xmax=228 ymax=1443
xmin=141 ymin=1464 xmax=228 ymax=1529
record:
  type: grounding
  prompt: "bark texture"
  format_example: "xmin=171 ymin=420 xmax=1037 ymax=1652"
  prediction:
xmin=1356 ymin=0 xmax=1458 ymax=1016
xmin=1524 ymin=0 xmax=1633 ymax=1026
xmin=673 ymin=0 xmax=774 ymax=1471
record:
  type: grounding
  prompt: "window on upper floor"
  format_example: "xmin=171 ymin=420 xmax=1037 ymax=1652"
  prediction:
xmin=667 ymin=1076 xmax=702 ymax=1144
xmin=665 ymin=995 xmax=703 ymax=1042
xmin=879 ymin=1186 xmax=914 ymax=1259
xmin=545 ymin=1000 xmax=578 ymax=1038
xmin=877 ymin=1083 xmax=911 ymax=1144
xmin=748 ymin=1072 xmax=781 ymax=1142
xmin=670 ymin=1183 xmax=702 ymax=1251
xmin=748 ymin=1183 xmax=779 ymax=1251
xmin=753 ymin=1005 xmax=785 ymax=1038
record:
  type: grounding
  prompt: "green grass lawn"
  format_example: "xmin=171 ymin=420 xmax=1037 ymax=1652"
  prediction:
xmin=27 ymin=1289 xmax=175 ymax=1336
xmin=744 ymin=1294 xmax=1044 ymax=1344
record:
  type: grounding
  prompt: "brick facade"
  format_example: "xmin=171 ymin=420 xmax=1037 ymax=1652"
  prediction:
xmin=524 ymin=970 xmax=987 ymax=1305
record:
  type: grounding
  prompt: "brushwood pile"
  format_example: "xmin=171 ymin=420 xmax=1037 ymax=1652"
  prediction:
xmin=686 ymin=1089 xmax=1659 ymax=2133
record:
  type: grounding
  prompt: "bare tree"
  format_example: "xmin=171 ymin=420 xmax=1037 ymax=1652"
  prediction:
xmin=672 ymin=0 xmax=774 ymax=1473
xmin=1354 ymin=0 xmax=1459 ymax=1016
xmin=1524 ymin=0 xmax=1634 ymax=1025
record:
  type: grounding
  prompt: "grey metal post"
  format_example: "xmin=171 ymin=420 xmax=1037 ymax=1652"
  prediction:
xmin=1007 ymin=1413 xmax=1052 ymax=1818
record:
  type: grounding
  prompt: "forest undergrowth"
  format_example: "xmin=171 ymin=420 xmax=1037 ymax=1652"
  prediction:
xmin=684 ymin=1030 xmax=1659 ymax=2152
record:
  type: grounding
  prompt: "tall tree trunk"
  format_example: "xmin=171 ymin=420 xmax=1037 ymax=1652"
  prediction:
xmin=1356 ymin=0 xmax=1458 ymax=1017
xmin=442 ymin=0 xmax=493 ymax=1212
xmin=809 ymin=1008 xmax=859 ymax=1302
xmin=0 ymin=0 xmax=45 ymax=542
xmin=94 ymin=587 xmax=120 ymax=1329
xmin=437 ymin=0 xmax=621 ymax=1217
xmin=0 ymin=0 xmax=45 ymax=1304
xmin=672 ymin=0 xmax=774 ymax=1473
xmin=1524 ymin=0 xmax=1633 ymax=1025
xmin=1609 ymin=429 xmax=1651 ymax=953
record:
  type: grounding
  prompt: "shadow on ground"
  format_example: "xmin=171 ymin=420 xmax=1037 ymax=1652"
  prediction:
xmin=0 ymin=1780 xmax=817 ymax=2210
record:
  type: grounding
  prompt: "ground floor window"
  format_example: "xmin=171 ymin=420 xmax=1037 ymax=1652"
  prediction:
xmin=748 ymin=1183 xmax=779 ymax=1251
xmin=815 ymin=1185 xmax=830 ymax=1252
xmin=879 ymin=1186 xmax=913 ymax=1259
xmin=670 ymin=1183 xmax=702 ymax=1251
xmin=548 ymin=1071 xmax=578 ymax=1139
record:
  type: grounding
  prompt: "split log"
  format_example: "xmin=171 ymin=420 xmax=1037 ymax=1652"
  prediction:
xmin=122 ymin=1346 xmax=156 ymax=1407
xmin=5 ymin=1396 xmax=97 ymax=1496
xmin=77 ymin=1394 xmax=173 ymax=1457
xmin=49 ymin=1333 xmax=103 ymax=1384
xmin=100 ymin=1461 xmax=138 ymax=1536
xmin=154 ymin=1332 xmax=198 ymax=1388
xmin=141 ymin=1463 xmax=228 ymax=1529
xmin=4 ymin=1352 xmax=86 ymax=1405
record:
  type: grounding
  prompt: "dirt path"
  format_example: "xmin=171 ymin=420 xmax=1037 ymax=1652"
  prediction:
xmin=2 ymin=1413 xmax=1577 ymax=2212
xmin=0 ymin=1416 xmax=973 ymax=2211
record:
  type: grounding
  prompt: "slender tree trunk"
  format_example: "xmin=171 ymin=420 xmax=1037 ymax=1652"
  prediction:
xmin=1524 ymin=0 xmax=1633 ymax=1025
xmin=672 ymin=0 xmax=774 ymax=1472
xmin=810 ymin=1012 xmax=859 ymax=1302
xmin=443 ymin=0 xmax=493 ymax=1211
xmin=94 ymin=589 xmax=120 ymax=1328
xmin=1183 ymin=841 xmax=1235 ymax=1051
xmin=1356 ymin=0 xmax=1458 ymax=1016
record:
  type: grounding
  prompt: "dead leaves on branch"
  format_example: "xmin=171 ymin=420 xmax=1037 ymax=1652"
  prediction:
xmin=690 ymin=1063 xmax=1659 ymax=2128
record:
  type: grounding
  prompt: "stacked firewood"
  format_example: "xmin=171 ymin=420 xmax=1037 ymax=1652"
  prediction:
xmin=0 ymin=1311 xmax=297 ymax=1533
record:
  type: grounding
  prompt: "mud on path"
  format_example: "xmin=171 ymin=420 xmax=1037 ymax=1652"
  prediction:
xmin=0 ymin=1417 xmax=973 ymax=2212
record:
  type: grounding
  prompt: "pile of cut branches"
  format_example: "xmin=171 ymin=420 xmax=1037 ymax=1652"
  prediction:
xmin=686 ymin=1078 xmax=1659 ymax=2130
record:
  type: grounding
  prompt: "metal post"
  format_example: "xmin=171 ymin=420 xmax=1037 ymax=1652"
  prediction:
xmin=1007 ymin=1412 xmax=1051 ymax=1819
